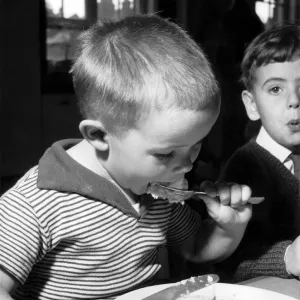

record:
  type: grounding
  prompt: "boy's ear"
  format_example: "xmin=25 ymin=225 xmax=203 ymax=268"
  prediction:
xmin=79 ymin=120 xmax=109 ymax=151
xmin=242 ymin=90 xmax=260 ymax=121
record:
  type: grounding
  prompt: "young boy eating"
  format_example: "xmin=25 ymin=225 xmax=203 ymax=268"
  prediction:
xmin=0 ymin=15 xmax=255 ymax=299
xmin=217 ymin=23 xmax=300 ymax=281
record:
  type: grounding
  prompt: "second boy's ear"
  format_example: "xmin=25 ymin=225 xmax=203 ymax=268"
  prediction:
xmin=79 ymin=120 xmax=109 ymax=151
xmin=242 ymin=90 xmax=260 ymax=121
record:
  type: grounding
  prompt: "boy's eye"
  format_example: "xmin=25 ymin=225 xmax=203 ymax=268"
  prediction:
xmin=269 ymin=86 xmax=281 ymax=95
xmin=154 ymin=151 xmax=175 ymax=161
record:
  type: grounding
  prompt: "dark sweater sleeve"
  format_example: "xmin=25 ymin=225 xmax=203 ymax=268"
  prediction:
xmin=216 ymin=240 xmax=292 ymax=283
xmin=217 ymin=145 xmax=293 ymax=282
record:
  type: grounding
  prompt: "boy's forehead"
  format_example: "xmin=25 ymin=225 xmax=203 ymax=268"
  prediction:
xmin=255 ymin=59 xmax=300 ymax=83
xmin=138 ymin=109 xmax=217 ymax=146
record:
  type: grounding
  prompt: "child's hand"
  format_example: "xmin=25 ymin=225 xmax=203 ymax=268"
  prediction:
xmin=198 ymin=180 xmax=253 ymax=226
xmin=285 ymin=236 xmax=300 ymax=277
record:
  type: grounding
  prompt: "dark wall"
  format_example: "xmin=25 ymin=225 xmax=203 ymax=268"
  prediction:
xmin=0 ymin=0 xmax=263 ymax=193
xmin=156 ymin=0 xmax=264 ymax=186
xmin=0 ymin=0 xmax=82 ymax=193
xmin=1 ymin=0 xmax=43 ymax=178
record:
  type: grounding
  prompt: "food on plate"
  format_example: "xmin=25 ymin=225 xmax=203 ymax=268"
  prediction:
xmin=176 ymin=275 xmax=217 ymax=300
xmin=142 ymin=274 xmax=219 ymax=300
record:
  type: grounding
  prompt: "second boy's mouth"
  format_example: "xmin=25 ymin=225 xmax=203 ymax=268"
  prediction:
xmin=287 ymin=119 xmax=300 ymax=132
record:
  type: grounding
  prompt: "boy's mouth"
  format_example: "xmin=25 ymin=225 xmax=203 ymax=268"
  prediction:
xmin=149 ymin=178 xmax=186 ymax=187
xmin=146 ymin=178 xmax=188 ymax=199
xmin=287 ymin=119 xmax=300 ymax=132
xmin=155 ymin=181 xmax=172 ymax=186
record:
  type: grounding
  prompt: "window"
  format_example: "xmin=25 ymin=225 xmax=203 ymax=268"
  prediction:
xmin=44 ymin=0 xmax=155 ymax=93
xmin=255 ymin=0 xmax=276 ymax=25
xmin=255 ymin=0 xmax=300 ymax=28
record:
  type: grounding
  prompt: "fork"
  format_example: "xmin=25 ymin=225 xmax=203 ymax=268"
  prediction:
xmin=153 ymin=183 xmax=264 ymax=204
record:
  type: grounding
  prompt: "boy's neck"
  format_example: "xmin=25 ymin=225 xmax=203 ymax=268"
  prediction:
xmin=67 ymin=140 xmax=140 ymax=205
xmin=257 ymin=126 xmax=300 ymax=155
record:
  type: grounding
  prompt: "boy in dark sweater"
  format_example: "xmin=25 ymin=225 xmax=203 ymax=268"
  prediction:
xmin=216 ymin=23 xmax=300 ymax=281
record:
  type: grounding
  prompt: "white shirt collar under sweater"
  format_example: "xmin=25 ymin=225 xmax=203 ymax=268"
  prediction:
xmin=256 ymin=126 xmax=293 ymax=173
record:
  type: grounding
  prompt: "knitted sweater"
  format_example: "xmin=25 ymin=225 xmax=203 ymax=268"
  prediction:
xmin=215 ymin=138 xmax=300 ymax=282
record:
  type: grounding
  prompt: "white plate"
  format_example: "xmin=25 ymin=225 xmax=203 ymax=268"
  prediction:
xmin=116 ymin=283 xmax=173 ymax=300
xmin=116 ymin=282 xmax=298 ymax=300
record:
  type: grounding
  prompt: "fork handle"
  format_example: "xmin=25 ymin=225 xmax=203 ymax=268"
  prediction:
xmin=248 ymin=197 xmax=264 ymax=204
xmin=193 ymin=193 xmax=264 ymax=205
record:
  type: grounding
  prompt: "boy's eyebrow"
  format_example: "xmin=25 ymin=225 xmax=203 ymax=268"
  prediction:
xmin=149 ymin=139 xmax=204 ymax=151
xmin=262 ymin=77 xmax=286 ymax=87
xmin=263 ymin=77 xmax=300 ymax=87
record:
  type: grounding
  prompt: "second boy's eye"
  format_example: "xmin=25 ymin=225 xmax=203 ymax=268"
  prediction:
xmin=154 ymin=151 xmax=175 ymax=161
xmin=269 ymin=86 xmax=282 ymax=95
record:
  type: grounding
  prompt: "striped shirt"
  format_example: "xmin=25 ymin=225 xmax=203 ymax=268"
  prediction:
xmin=0 ymin=140 xmax=201 ymax=300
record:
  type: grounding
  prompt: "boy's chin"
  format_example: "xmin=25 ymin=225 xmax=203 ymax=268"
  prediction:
xmin=131 ymin=184 xmax=149 ymax=195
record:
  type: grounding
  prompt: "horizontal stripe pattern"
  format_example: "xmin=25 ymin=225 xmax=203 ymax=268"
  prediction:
xmin=0 ymin=166 xmax=201 ymax=299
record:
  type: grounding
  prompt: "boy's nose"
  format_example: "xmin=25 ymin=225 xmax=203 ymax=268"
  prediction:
xmin=288 ymin=91 xmax=300 ymax=109
xmin=174 ymin=156 xmax=193 ymax=174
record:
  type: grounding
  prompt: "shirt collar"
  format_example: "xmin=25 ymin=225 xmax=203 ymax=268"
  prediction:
xmin=37 ymin=139 xmax=140 ymax=218
xmin=256 ymin=127 xmax=291 ymax=163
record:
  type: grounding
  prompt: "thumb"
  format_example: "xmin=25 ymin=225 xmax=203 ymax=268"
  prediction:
xmin=196 ymin=194 xmax=221 ymax=219
xmin=236 ymin=203 xmax=253 ymax=223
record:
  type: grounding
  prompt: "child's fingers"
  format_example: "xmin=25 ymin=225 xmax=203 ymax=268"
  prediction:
xmin=215 ymin=180 xmax=231 ymax=205
xmin=197 ymin=193 xmax=221 ymax=219
xmin=201 ymin=180 xmax=237 ymax=206
xmin=241 ymin=184 xmax=252 ymax=204
xmin=200 ymin=181 xmax=253 ymax=208
xmin=228 ymin=184 xmax=242 ymax=208
xmin=225 ymin=182 xmax=252 ymax=207
xmin=199 ymin=180 xmax=219 ymax=198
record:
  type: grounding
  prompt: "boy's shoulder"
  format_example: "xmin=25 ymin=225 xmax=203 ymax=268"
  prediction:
xmin=2 ymin=139 xmax=112 ymax=202
xmin=1 ymin=161 xmax=78 ymax=213
xmin=37 ymin=139 xmax=141 ymax=217
xmin=2 ymin=165 xmax=40 ymax=198
xmin=225 ymin=138 xmax=262 ymax=165
xmin=1 ymin=139 xmax=140 ymax=220
xmin=220 ymin=138 xmax=276 ymax=182
xmin=227 ymin=137 xmax=290 ymax=167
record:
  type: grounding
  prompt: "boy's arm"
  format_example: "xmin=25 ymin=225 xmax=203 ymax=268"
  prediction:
xmin=172 ymin=180 xmax=254 ymax=264
xmin=215 ymin=239 xmax=292 ymax=282
xmin=0 ymin=268 xmax=18 ymax=300
xmin=174 ymin=208 xmax=250 ymax=264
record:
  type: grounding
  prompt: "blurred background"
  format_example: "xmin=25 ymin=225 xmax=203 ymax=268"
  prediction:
xmin=1 ymin=0 xmax=299 ymax=193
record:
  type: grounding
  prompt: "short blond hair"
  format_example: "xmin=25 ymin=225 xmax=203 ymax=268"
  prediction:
xmin=71 ymin=14 xmax=220 ymax=136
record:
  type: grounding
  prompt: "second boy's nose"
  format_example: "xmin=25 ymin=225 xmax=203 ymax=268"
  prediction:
xmin=288 ymin=90 xmax=300 ymax=109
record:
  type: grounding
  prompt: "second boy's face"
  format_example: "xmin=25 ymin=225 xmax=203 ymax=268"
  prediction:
xmin=250 ymin=58 xmax=300 ymax=150
xmin=105 ymin=109 xmax=217 ymax=195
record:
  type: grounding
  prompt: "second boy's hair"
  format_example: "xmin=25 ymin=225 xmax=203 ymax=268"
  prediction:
xmin=241 ymin=23 xmax=300 ymax=91
xmin=71 ymin=14 xmax=219 ymax=136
